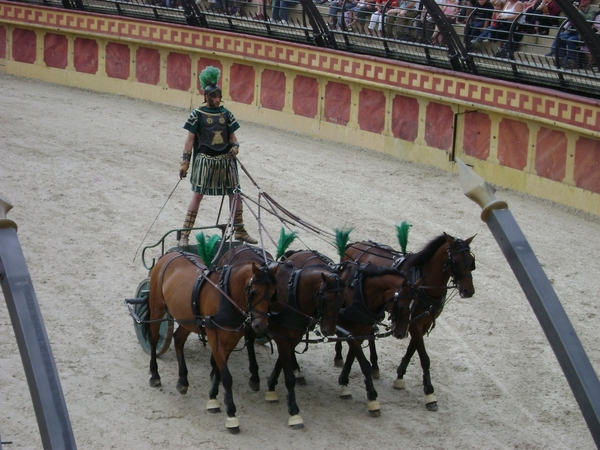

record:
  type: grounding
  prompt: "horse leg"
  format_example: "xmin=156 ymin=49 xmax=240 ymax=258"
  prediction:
xmin=245 ymin=329 xmax=260 ymax=392
xmin=337 ymin=344 xmax=355 ymax=399
xmin=348 ymin=340 xmax=380 ymax=417
xmin=368 ymin=339 xmax=380 ymax=379
xmin=174 ymin=326 xmax=191 ymax=394
xmin=394 ymin=338 xmax=417 ymax=390
xmin=292 ymin=352 xmax=306 ymax=386
xmin=334 ymin=340 xmax=344 ymax=367
xmin=278 ymin=343 xmax=304 ymax=428
xmin=265 ymin=357 xmax=283 ymax=402
xmin=148 ymin=319 xmax=163 ymax=388
xmin=207 ymin=354 xmax=221 ymax=413
xmin=212 ymin=347 xmax=240 ymax=433
xmin=414 ymin=337 xmax=437 ymax=411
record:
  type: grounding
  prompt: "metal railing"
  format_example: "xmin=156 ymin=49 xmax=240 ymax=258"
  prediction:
xmin=7 ymin=0 xmax=600 ymax=98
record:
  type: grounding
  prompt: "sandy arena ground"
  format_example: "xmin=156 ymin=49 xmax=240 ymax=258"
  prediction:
xmin=1 ymin=73 xmax=600 ymax=449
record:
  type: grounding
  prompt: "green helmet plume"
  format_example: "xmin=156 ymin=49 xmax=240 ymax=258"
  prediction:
xmin=195 ymin=232 xmax=222 ymax=266
xmin=334 ymin=228 xmax=353 ymax=261
xmin=395 ymin=221 xmax=412 ymax=254
xmin=199 ymin=66 xmax=221 ymax=91
xmin=276 ymin=227 xmax=298 ymax=260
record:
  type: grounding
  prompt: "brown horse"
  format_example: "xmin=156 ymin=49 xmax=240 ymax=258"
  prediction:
xmin=263 ymin=250 xmax=347 ymax=428
xmin=331 ymin=261 xmax=419 ymax=416
xmin=220 ymin=246 xmax=347 ymax=428
xmin=343 ymin=233 xmax=475 ymax=411
xmin=147 ymin=248 xmax=278 ymax=432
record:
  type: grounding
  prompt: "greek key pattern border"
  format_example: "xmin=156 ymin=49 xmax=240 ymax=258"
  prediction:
xmin=2 ymin=2 xmax=599 ymax=132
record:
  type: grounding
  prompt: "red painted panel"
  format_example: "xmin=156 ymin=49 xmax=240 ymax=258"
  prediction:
xmin=12 ymin=28 xmax=36 ymax=64
xmin=166 ymin=52 xmax=191 ymax=91
xmin=292 ymin=75 xmax=318 ymax=119
xmin=135 ymin=47 xmax=160 ymax=85
xmin=391 ymin=95 xmax=418 ymax=142
xmin=105 ymin=42 xmax=130 ymax=80
xmin=197 ymin=59 xmax=222 ymax=93
xmin=463 ymin=111 xmax=491 ymax=160
xmin=358 ymin=88 xmax=385 ymax=134
xmin=74 ymin=37 xmax=98 ymax=74
xmin=43 ymin=33 xmax=67 ymax=69
xmin=260 ymin=69 xmax=285 ymax=112
xmin=574 ymin=137 xmax=600 ymax=194
xmin=230 ymin=63 xmax=255 ymax=105
xmin=498 ymin=118 xmax=529 ymax=171
xmin=0 ymin=26 xmax=6 ymax=59
xmin=324 ymin=82 xmax=350 ymax=126
xmin=535 ymin=127 xmax=567 ymax=182
xmin=425 ymin=102 xmax=453 ymax=151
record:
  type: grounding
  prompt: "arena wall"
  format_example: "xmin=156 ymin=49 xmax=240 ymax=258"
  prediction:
xmin=1 ymin=1 xmax=599 ymax=216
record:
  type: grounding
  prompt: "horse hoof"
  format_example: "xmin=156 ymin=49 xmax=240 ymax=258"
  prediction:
xmin=176 ymin=383 xmax=188 ymax=395
xmin=371 ymin=369 xmax=380 ymax=380
xmin=425 ymin=393 xmax=438 ymax=411
xmin=426 ymin=402 xmax=438 ymax=411
xmin=265 ymin=390 xmax=279 ymax=402
xmin=226 ymin=416 xmax=240 ymax=433
xmin=206 ymin=398 xmax=221 ymax=413
xmin=149 ymin=378 xmax=161 ymax=388
xmin=248 ymin=379 xmax=260 ymax=392
xmin=288 ymin=415 xmax=304 ymax=429
xmin=295 ymin=371 xmax=306 ymax=386
xmin=367 ymin=400 xmax=381 ymax=417
xmin=339 ymin=385 xmax=352 ymax=399
xmin=392 ymin=378 xmax=406 ymax=390
xmin=334 ymin=358 xmax=344 ymax=368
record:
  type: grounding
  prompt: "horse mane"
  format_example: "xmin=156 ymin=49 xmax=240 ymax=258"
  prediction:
xmin=357 ymin=263 xmax=402 ymax=278
xmin=404 ymin=235 xmax=448 ymax=267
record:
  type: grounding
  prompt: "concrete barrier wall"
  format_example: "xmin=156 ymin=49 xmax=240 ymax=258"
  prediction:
xmin=1 ymin=1 xmax=599 ymax=215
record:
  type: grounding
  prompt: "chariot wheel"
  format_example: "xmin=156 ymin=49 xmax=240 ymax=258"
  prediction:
xmin=132 ymin=278 xmax=173 ymax=356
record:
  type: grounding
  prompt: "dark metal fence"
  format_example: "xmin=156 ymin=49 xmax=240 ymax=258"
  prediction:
xmin=9 ymin=0 xmax=600 ymax=98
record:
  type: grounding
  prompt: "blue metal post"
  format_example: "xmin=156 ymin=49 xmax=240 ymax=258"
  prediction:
xmin=0 ymin=197 xmax=77 ymax=450
xmin=457 ymin=159 xmax=600 ymax=449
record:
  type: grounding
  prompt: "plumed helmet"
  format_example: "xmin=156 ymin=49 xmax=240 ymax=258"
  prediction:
xmin=199 ymin=66 xmax=221 ymax=96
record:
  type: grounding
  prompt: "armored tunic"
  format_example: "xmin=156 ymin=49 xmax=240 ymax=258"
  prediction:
xmin=183 ymin=105 xmax=241 ymax=196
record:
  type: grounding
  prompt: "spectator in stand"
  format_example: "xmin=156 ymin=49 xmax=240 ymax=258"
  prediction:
xmin=328 ymin=0 xmax=359 ymax=28
xmin=348 ymin=0 xmax=378 ymax=32
xmin=384 ymin=0 xmax=420 ymax=39
xmin=467 ymin=0 xmax=495 ymax=41
xmin=429 ymin=0 xmax=460 ymax=44
xmin=368 ymin=0 xmax=399 ymax=36
xmin=458 ymin=0 xmax=477 ymax=24
xmin=270 ymin=0 xmax=299 ymax=23
xmin=492 ymin=0 xmax=523 ymax=56
xmin=253 ymin=0 xmax=271 ymax=20
xmin=470 ymin=0 xmax=505 ymax=46
xmin=581 ymin=10 xmax=600 ymax=67
xmin=523 ymin=0 xmax=560 ymax=34
xmin=547 ymin=0 xmax=596 ymax=68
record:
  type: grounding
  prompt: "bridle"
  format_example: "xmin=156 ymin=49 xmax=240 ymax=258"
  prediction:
xmin=443 ymin=239 xmax=476 ymax=292
xmin=314 ymin=273 xmax=345 ymax=326
xmin=244 ymin=264 xmax=276 ymax=324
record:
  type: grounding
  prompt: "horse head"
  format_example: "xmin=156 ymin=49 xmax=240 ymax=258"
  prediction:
xmin=390 ymin=277 xmax=423 ymax=339
xmin=317 ymin=272 xmax=346 ymax=336
xmin=247 ymin=262 xmax=278 ymax=333
xmin=444 ymin=234 xmax=476 ymax=298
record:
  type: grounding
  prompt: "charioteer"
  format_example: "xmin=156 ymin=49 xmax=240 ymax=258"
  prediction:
xmin=178 ymin=66 xmax=258 ymax=247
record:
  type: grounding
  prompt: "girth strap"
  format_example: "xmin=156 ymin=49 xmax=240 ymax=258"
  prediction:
xmin=270 ymin=265 xmax=313 ymax=331
xmin=190 ymin=265 xmax=246 ymax=329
